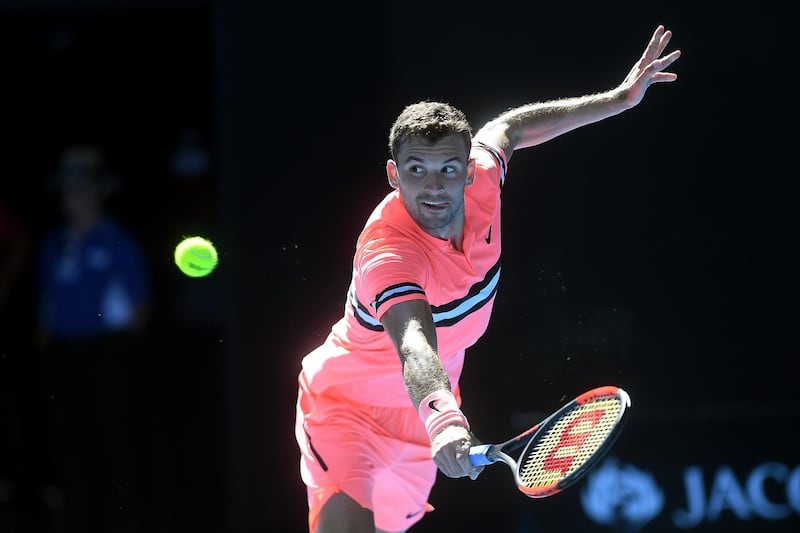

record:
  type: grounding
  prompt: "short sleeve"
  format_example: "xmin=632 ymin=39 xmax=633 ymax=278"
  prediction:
xmin=354 ymin=231 xmax=429 ymax=322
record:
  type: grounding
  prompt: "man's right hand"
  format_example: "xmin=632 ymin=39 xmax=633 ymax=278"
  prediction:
xmin=431 ymin=425 xmax=484 ymax=480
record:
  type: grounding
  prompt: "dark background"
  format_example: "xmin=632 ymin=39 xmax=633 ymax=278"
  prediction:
xmin=0 ymin=0 xmax=796 ymax=532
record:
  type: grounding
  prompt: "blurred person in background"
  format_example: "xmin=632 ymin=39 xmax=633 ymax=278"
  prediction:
xmin=34 ymin=144 xmax=151 ymax=533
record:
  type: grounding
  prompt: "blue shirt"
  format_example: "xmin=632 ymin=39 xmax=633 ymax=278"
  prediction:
xmin=37 ymin=216 xmax=150 ymax=340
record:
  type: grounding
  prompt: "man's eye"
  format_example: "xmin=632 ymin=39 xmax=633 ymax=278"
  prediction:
xmin=410 ymin=165 xmax=424 ymax=174
xmin=442 ymin=166 xmax=456 ymax=174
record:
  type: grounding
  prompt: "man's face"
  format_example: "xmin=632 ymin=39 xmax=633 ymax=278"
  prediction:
xmin=387 ymin=134 xmax=475 ymax=240
xmin=60 ymin=178 xmax=104 ymax=222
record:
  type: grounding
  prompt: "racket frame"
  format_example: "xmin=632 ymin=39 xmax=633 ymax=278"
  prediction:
xmin=469 ymin=385 xmax=631 ymax=498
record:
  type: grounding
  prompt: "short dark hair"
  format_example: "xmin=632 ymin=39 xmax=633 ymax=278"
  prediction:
xmin=46 ymin=144 xmax=120 ymax=195
xmin=388 ymin=101 xmax=472 ymax=159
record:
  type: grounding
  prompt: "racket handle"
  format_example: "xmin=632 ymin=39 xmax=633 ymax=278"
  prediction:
xmin=468 ymin=444 xmax=495 ymax=466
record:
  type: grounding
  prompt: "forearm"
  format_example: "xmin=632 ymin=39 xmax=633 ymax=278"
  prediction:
xmin=398 ymin=317 xmax=451 ymax=408
xmin=479 ymin=87 xmax=629 ymax=152
xmin=481 ymin=25 xmax=681 ymax=154
xmin=384 ymin=306 xmax=475 ymax=476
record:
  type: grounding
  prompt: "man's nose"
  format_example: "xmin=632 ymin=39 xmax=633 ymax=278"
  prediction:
xmin=424 ymin=173 xmax=445 ymax=193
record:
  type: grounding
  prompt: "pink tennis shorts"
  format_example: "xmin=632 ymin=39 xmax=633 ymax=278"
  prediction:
xmin=295 ymin=374 xmax=437 ymax=532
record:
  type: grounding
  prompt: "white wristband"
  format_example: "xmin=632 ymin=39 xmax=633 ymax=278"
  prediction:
xmin=418 ymin=389 xmax=470 ymax=439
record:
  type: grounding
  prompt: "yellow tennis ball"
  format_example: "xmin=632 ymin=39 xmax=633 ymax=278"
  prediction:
xmin=174 ymin=236 xmax=218 ymax=277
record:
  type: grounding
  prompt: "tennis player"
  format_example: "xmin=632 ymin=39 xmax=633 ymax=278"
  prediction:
xmin=295 ymin=25 xmax=680 ymax=533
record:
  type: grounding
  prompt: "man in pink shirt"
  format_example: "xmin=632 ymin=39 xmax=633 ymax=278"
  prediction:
xmin=295 ymin=25 xmax=680 ymax=533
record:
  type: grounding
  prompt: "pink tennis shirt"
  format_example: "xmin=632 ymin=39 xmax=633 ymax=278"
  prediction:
xmin=300 ymin=142 xmax=507 ymax=407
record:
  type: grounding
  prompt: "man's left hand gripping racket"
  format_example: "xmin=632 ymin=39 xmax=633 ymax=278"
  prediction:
xmin=469 ymin=385 xmax=631 ymax=498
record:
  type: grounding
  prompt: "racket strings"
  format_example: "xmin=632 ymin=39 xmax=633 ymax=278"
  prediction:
xmin=517 ymin=398 xmax=623 ymax=489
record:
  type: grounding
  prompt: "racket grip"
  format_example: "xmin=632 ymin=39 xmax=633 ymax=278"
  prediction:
xmin=468 ymin=444 xmax=495 ymax=466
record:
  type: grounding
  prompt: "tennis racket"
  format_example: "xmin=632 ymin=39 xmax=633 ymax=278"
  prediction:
xmin=469 ymin=385 xmax=631 ymax=498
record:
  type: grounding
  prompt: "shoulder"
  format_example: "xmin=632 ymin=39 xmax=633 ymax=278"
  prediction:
xmin=357 ymin=219 xmax=427 ymax=268
xmin=97 ymin=217 xmax=137 ymax=242
xmin=471 ymin=141 xmax=507 ymax=186
xmin=94 ymin=217 xmax=146 ymax=257
xmin=40 ymin=222 xmax=67 ymax=246
xmin=357 ymin=192 xmax=416 ymax=249
xmin=355 ymin=199 xmax=430 ymax=275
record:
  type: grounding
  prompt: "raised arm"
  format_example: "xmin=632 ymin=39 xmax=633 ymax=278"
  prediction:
xmin=474 ymin=25 xmax=681 ymax=156
xmin=381 ymin=298 xmax=481 ymax=479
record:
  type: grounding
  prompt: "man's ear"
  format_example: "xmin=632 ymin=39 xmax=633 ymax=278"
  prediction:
xmin=386 ymin=160 xmax=399 ymax=189
xmin=466 ymin=158 xmax=476 ymax=186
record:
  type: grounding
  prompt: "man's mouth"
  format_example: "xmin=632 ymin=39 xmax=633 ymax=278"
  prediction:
xmin=421 ymin=200 xmax=449 ymax=211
